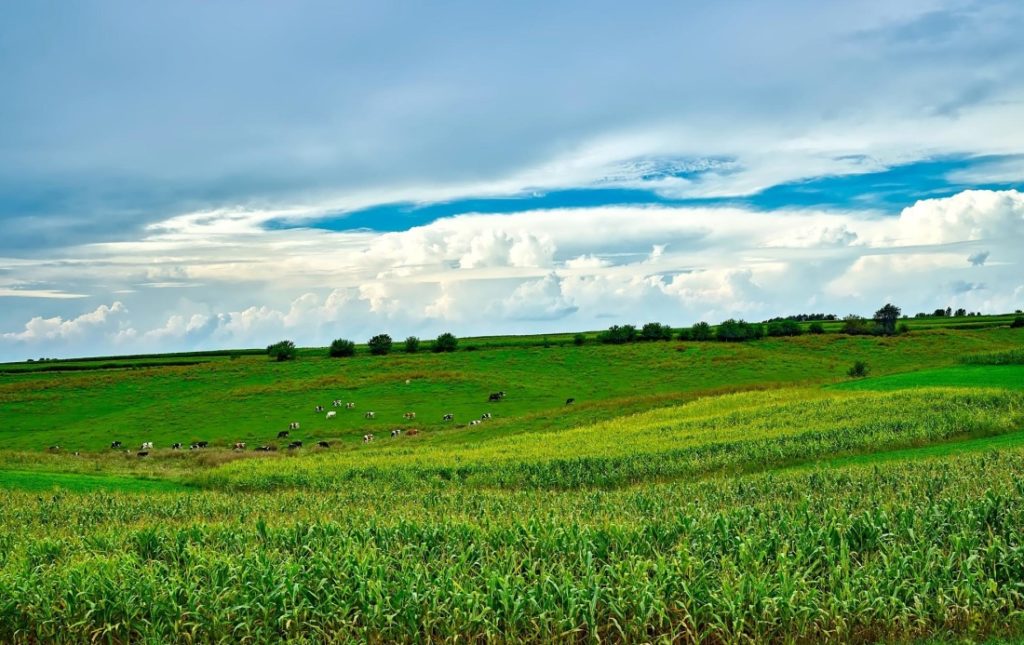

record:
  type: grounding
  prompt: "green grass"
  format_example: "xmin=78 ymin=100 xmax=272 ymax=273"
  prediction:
xmin=3 ymin=325 xmax=1024 ymax=641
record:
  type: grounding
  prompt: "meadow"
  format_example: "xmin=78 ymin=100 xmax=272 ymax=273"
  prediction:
xmin=0 ymin=319 xmax=1023 ymax=642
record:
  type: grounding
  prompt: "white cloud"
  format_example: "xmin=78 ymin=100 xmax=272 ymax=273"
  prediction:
xmin=2 ymin=302 xmax=127 ymax=343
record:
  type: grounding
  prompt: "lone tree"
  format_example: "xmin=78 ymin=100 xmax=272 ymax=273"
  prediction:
xmin=328 ymin=338 xmax=356 ymax=358
xmin=368 ymin=334 xmax=393 ymax=356
xmin=267 ymin=340 xmax=297 ymax=362
xmin=404 ymin=336 xmax=421 ymax=353
xmin=873 ymin=303 xmax=902 ymax=335
xmin=432 ymin=332 xmax=459 ymax=353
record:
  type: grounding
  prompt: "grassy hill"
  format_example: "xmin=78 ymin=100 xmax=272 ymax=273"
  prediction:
xmin=1 ymin=321 xmax=1024 ymax=642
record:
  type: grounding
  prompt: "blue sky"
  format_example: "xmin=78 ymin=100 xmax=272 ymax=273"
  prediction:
xmin=1 ymin=1 xmax=1023 ymax=360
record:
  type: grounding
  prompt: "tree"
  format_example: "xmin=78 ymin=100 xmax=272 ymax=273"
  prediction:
xmin=597 ymin=324 xmax=638 ymax=344
xmin=640 ymin=322 xmax=673 ymax=341
xmin=847 ymin=360 xmax=869 ymax=378
xmin=808 ymin=322 xmax=825 ymax=335
xmin=1011 ymin=316 xmax=1024 ymax=329
xmin=954 ymin=308 xmax=966 ymax=317
xmin=266 ymin=340 xmax=297 ymax=362
xmin=690 ymin=321 xmax=713 ymax=341
xmin=432 ymin=332 xmax=459 ymax=353
xmin=404 ymin=336 xmax=421 ymax=353
xmin=716 ymin=319 xmax=764 ymax=342
xmin=368 ymin=334 xmax=393 ymax=356
xmin=945 ymin=306 xmax=952 ymax=317
xmin=933 ymin=308 xmax=947 ymax=317
xmin=873 ymin=303 xmax=902 ymax=335
xmin=328 ymin=338 xmax=356 ymax=358
xmin=766 ymin=320 xmax=803 ymax=337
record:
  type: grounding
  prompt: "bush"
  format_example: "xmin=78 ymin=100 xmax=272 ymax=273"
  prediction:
xmin=897 ymin=322 xmax=910 ymax=334
xmin=690 ymin=322 xmax=713 ymax=341
xmin=1011 ymin=316 xmax=1024 ymax=329
xmin=368 ymin=334 xmax=393 ymax=356
xmin=808 ymin=322 xmax=825 ymax=335
xmin=640 ymin=322 xmax=673 ymax=341
xmin=404 ymin=336 xmax=421 ymax=353
xmin=573 ymin=333 xmax=586 ymax=346
xmin=716 ymin=319 xmax=764 ymax=342
xmin=847 ymin=360 xmax=869 ymax=378
xmin=266 ymin=340 xmax=297 ymax=362
xmin=432 ymin=332 xmax=458 ymax=353
xmin=597 ymin=324 xmax=638 ymax=344
xmin=676 ymin=328 xmax=692 ymax=341
xmin=328 ymin=338 xmax=356 ymax=358
xmin=841 ymin=315 xmax=874 ymax=336
xmin=766 ymin=320 xmax=803 ymax=337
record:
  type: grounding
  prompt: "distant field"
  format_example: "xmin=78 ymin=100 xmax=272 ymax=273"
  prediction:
xmin=1 ymin=323 xmax=1024 ymax=642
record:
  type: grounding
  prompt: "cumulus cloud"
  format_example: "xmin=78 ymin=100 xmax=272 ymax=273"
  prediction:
xmin=2 ymin=302 xmax=128 ymax=344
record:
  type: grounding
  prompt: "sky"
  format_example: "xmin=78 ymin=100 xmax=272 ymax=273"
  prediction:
xmin=1 ymin=0 xmax=1023 ymax=360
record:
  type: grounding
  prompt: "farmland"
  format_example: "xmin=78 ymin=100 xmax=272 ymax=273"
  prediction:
xmin=1 ymin=320 xmax=1024 ymax=642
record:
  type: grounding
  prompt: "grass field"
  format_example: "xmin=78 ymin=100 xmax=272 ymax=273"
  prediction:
xmin=1 ymin=321 xmax=1024 ymax=642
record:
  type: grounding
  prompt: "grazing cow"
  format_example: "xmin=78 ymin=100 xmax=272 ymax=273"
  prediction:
xmin=289 ymin=422 xmax=300 ymax=430
xmin=345 ymin=402 xmax=355 ymax=410
xmin=198 ymin=441 xmax=208 ymax=448
xmin=140 ymin=441 xmax=154 ymax=450
xmin=442 ymin=413 xmax=454 ymax=421
xmin=315 ymin=405 xmax=324 ymax=413
xmin=233 ymin=442 xmax=246 ymax=450
xmin=469 ymin=419 xmax=481 ymax=426
xmin=288 ymin=440 xmax=303 ymax=449
xmin=73 ymin=451 xmax=80 ymax=456
xmin=137 ymin=451 xmax=149 ymax=458
xmin=565 ymin=398 xmax=575 ymax=405
xmin=172 ymin=443 xmax=182 ymax=450
xmin=110 ymin=441 xmax=122 ymax=449
xmin=277 ymin=430 xmax=290 ymax=439
xmin=390 ymin=429 xmax=400 ymax=438
xmin=406 ymin=429 xmax=419 ymax=436
xmin=48 ymin=445 xmax=60 ymax=452
xmin=255 ymin=445 xmax=272 ymax=452
xmin=481 ymin=413 xmax=492 ymax=420
xmin=364 ymin=411 xmax=376 ymax=420
xmin=362 ymin=433 xmax=375 ymax=443
xmin=488 ymin=392 xmax=502 ymax=402
xmin=317 ymin=440 xmax=330 ymax=448
xmin=326 ymin=411 xmax=337 ymax=419
xmin=403 ymin=412 xmax=416 ymax=420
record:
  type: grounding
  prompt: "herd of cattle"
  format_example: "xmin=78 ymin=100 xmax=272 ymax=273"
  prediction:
xmin=77 ymin=389 xmax=543 ymax=458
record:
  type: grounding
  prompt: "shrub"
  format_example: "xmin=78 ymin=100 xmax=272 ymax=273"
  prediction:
xmin=847 ymin=360 xmax=869 ymax=378
xmin=573 ymin=333 xmax=586 ymax=346
xmin=1011 ymin=316 xmax=1024 ymax=329
xmin=598 ymin=324 xmax=638 ymax=344
xmin=266 ymin=340 xmax=297 ymax=362
xmin=640 ymin=322 xmax=673 ymax=341
xmin=841 ymin=315 xmax=874 ymax=336
xmin=404 ymin=336 xmax=421 ymax=353
xmin=897 ymin=322 xmax=910 ymax=334
xmin=676 ymin=328 xmax=692 ymax=341
xmin=808 ymin=322 xmax=825 ymax=334
xmin=328 ymin=338 xmax=356 ymax=358
xmin=368 ymin=334 xmax=393 ymax=356
xmin=716 ymin=319 xmax=764 ymax=342
xmin=690 ymin=322 xmax=713 ymax=341
xmin=432 ymin=332 xmax=458 ymax=353
xmin=766 ymin=320 xmax=803 ymax=337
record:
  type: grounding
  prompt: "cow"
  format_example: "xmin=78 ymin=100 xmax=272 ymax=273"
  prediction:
xmin=469 ymin=419 xmax=481 ymax=426
xmin=289 ymin=422 xmax=300 ymax=430
xmin=233 ymin=442 xmax=246 ymax=450
xmin=488 ymin=392 xmax=503 ymax=402
xmin=110 ymin=441 xmax=122 ymax=449
xmin=364 ymin=411 xmax=376 ymax=419
xmin=326 ymin=411 xmax=337 ymax=419
xmin=315 ymin=405 xmax=324 ymax=413
xmin=565 ymin=398 xmax=575 ymax=405
xmin=317 ymin=440 xmax=330 ymax=448
xmin=442 ymin=413 xmax=454 ymax=421
xmin=403 ymin=412 xmax=417 ymax=420
xmin=255 ymin=445 xmax=271 ymax=452
xmin=345 ymin=402 xmax=356 ymax=410
xmin=137 ymin=451 xmax=149 ymax=458
xmin=288 ymin=440 xmax=303 ymax=449
xmin=390 ymin=429 xmax=400 ymax=438
xmin=172 ymin=443 xmax=182 ymax=450
xmin=362 ymin=433 xmax=375 ymax=443
xmin=406 ymin=429 xmax=419 ymax=436
xmin=481 ymin=413 xmax=492 ymax=420
xmin=140 ymin=441 xmax=154 ymax=450
xmin=277 ymin=430 xmax=290 ymax=439
xmin=47 ymin=445 xmax=60 ymax=452
xmin=197 ymin=441 xmax=209 ymax=448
